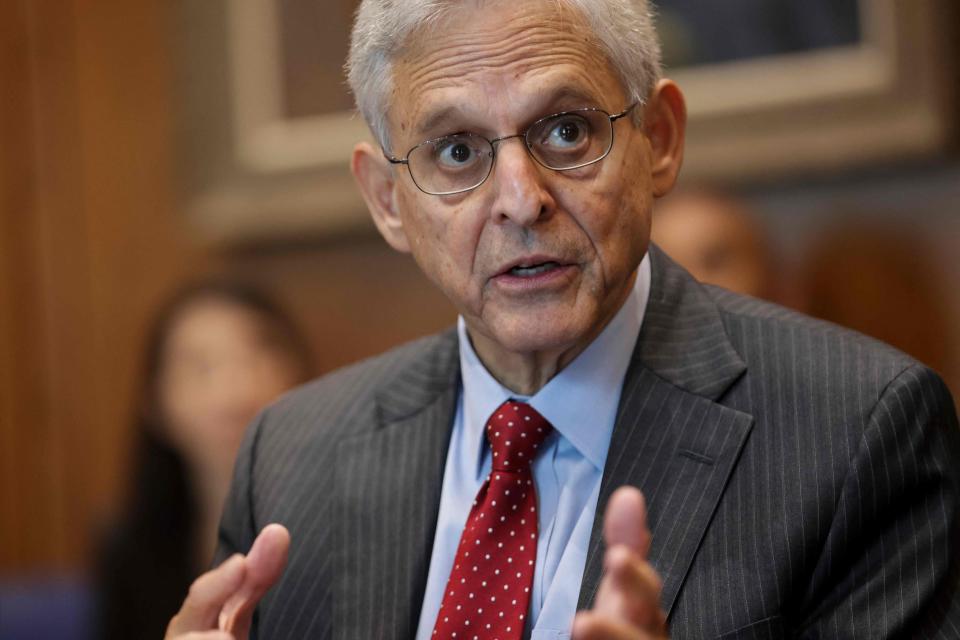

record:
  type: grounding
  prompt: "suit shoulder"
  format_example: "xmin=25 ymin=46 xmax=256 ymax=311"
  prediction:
xmin=708 ymin=285 xmax=914 ymax=363
xmin=705 ymin=285 xmax=923 ymax=398
xmin=254 ymin=328 xmax=459 ymax=443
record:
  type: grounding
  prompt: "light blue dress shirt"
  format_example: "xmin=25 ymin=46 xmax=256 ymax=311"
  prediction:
xmin=414 ymin=256 xmax=651 ymax=640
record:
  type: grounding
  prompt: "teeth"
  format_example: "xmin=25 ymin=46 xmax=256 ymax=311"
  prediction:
xmin=510 ymin=262 xmax=559 ymax=276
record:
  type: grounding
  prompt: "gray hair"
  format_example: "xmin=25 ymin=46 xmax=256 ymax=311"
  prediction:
xmin=346 ymin=0 xmax=662 ymax=150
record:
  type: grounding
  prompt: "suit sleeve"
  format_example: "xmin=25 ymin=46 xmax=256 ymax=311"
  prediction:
xmin=799 ymin=364 xmax=960 ymax=638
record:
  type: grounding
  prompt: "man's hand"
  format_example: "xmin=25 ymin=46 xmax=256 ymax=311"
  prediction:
xmin=572 ymin=487 xmax=668 ymax=639
xmin=165 ymin=524 xmax=290 ymax=640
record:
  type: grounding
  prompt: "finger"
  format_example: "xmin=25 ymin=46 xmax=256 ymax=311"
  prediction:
xmin=594 ymin=545 xmax=666 ymax=631
xmin=177 ymin=632 xmax=235 ymax=640
xmin=604 ymin=486 xmax=650 ymax=558
xmin=572 ymin=610 xmax=662 ymax=640
xmin=218 ymin=523 xmax=291 ymax=635
xmin=166 ymin=554 xmax=245 ymax=636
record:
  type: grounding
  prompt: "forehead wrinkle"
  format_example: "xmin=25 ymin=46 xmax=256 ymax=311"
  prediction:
xmin=395 ymin=31 xmax=615 ymax=142
xmin=402 ymin=23 xmax=599 ymax=89
xmin=386 ymin=1 xmax=629 ymax=150
xmin=403 ymin=60 xmax=609 ymax=144
xmin=411 ymin=50 xmax=599 ymax=99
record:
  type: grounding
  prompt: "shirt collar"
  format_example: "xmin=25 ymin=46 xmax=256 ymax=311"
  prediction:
xmin=458 ymin=254 xmax=651 ymax=474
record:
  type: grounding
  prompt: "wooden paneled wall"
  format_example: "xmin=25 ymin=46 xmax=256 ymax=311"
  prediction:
xmin=0 ymin=0 xmax=454 ymax=573
xmin=1 ymin=0 xmax=50 ymax=573
xmin=0 ymin=0 xmax=200 ymax=572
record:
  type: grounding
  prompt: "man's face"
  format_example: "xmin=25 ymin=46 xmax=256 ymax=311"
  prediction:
xmin=370 ymin=1 xmax=669 ymax=360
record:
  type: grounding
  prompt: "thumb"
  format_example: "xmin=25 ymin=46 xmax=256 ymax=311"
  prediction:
xmin=603 ymin=486 xmax=650 ymax=558
xmin=166 ymin=554 xmax=246 ymax=636
xmin=219 ymin=523 xmax=291 ymax=636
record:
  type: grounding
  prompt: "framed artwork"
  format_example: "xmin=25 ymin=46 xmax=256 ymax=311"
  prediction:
xmin=175 ymin=0 xmax=367 ymax=244
xmin=665 ymin=0 xmax=956 ymax=184
xmin=174 ymin=0 xmax=955 ymax=244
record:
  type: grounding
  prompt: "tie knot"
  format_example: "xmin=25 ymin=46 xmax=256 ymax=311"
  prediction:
xmin=485 ymin=400 xmax=552 ymax=471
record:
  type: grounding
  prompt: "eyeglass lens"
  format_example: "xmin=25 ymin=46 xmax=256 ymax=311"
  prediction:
xmin=406 ymin=109 xmax=615 ymax=195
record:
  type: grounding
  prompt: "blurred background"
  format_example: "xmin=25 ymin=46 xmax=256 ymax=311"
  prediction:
xmin=0 ymin=0 xmax=958 ymax=636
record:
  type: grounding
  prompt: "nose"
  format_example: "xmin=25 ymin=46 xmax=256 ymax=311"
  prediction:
xmin=488 ymin=136 xmax=555 ymax=227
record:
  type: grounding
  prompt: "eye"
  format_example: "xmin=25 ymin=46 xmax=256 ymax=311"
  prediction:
xmin=555 ymin=121 xmax=582 ymax=144
xmin=544 ymin=115 xmax=591 ymax=149
xmin=434 ymin=136 xmax=482 ymax=168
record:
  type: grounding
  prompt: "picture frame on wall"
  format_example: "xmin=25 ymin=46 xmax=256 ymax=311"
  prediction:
xmin=668 ymin=0 xmax=955 ymax=184
xmin=173 ymin=0 xmax=955 ymax=244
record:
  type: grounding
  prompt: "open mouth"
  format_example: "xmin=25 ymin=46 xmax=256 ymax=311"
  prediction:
xmin=508 ymin=261 xmax=561 ymax=277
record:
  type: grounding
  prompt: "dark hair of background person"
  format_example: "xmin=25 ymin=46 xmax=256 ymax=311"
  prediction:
xmin=93 ymin=278 xmax=313 ymax=640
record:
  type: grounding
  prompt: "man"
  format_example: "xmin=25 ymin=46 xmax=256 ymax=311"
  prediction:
xmin=166 ymin=0 xmax=960 ymax=638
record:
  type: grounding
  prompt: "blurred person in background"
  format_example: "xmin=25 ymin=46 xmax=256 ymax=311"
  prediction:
xmin=94 ymin=279 xmax=312 ymax=640
xmin=651 ymin=188 xmax=778 ymax=300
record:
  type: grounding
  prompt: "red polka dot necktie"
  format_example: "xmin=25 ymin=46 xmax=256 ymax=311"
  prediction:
xmin=432 ymin=400 xmax=553 ymax=639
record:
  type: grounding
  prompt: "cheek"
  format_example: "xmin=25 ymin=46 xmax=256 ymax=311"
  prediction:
xmin=157 ymin=375 xmax=206 ymax=450
xmin=608 ymin=188 xmax=652 ymax=269
xmin=400 ymin=191 xmax=486 ymax=276
xmin=159 ymin=372 xmax=195 ymax=421
xmin=594 ymin=150 xmax=654 ymax=247
xmin=562 ymin=176 xmax=648 ymax=249
xmin=556 ymin=170 xmax=652 ymax=287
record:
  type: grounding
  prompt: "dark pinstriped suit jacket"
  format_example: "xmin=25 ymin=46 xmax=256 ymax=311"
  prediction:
xmin=216 ymin=245 xmax=960 ymax=639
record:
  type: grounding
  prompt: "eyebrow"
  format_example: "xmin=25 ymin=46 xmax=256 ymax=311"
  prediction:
xmin=415 ymin=106 xmax=467 ymax=141
xmin=411 ymin=86 xmax=607 ymax=143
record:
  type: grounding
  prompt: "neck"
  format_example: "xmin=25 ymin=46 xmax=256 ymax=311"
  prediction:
xmin=467 ymin=270 xmax=637 ymax=396
xmin=467 ymin=336 xmax=576 ymax=395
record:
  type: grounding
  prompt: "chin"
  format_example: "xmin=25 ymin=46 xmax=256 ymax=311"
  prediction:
xmin=489 ymin=317 xmax=589 ymax=356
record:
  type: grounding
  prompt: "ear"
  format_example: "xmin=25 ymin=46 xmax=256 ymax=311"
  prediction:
xmin=642 ymin=79 xmax=687 ymax=198
xmin=351 ymin=141 xmax=411 ymax=253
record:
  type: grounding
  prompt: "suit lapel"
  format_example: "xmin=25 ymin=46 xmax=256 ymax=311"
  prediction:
xmin=332 ymin=332 xmax=460 ymax=640
xmin=577 ymin=246 xmax=754 ymax=617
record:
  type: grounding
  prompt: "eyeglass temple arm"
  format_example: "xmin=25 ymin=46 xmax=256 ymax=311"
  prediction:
xmin=383 ymin=151 xmax=408 ymax=165
xmin=610 ymin=102 xmax=640 ymax=122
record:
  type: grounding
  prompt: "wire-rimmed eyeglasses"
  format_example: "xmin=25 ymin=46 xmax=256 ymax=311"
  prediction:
xmin=384 ymin=104 xmax=637 ymax=196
